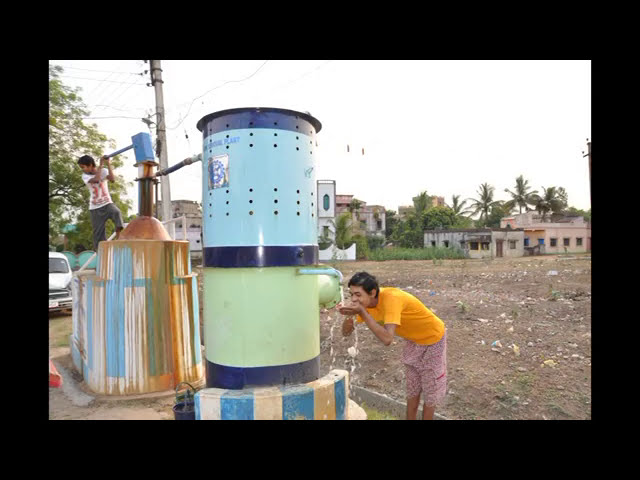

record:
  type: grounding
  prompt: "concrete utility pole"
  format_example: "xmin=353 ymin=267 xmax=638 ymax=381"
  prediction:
xmin=582 ymin=138 xmax=591 ymax=206
xmin=149 ymin=60 xmax=174 ymax=238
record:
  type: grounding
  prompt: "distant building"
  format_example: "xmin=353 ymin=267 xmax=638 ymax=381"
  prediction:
xmin=317 ymin=180 xmax=336 ymax=241
xmin=398 ymin=196 xmax=445 ymax=219
xmin=398 ymin=205 xmax=414 ymax=219
xmin=317 ymin=182 xmax=386 ymax=240
xmin=170 ymin=200 xmax=203 ymax=256
xmin=431 ymin=196 xmax=445 ymax=207
xmin=500 ymin=211 xmax=591 ymax=254
xmin=424 ymin=228 xmax=525 ymax=259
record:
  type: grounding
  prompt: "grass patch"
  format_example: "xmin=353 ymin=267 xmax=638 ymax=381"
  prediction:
xmin=360 ymin=403 xmax=400 ymax=420
xmin=513 ymin=373 xmax=535 ymax=394
xmin=49 ymin=316 xmax=73 ymax=348
xmin=368 ymin=247 xmax=466 ymax=261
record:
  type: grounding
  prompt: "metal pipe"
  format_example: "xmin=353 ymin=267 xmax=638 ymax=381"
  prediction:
xmin=138 ymin=178 xmax=154 ymax=217
xmin=78 ymin=231 xmax=117 ymax=272
xmin=296 ymin=267 xmax=343 ymax=284
xmin=104 ymin=144 xmax=134 ymax=159
xmin=155 ymin=154 xmax=202 ymax=177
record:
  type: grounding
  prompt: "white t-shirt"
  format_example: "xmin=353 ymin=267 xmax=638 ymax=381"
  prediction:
xmin=82 ymin=168 xmax=113 ymax=210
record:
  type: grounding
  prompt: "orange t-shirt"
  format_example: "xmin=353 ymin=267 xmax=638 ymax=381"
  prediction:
xmin=355 ymin=287 xmax=445 ymax=345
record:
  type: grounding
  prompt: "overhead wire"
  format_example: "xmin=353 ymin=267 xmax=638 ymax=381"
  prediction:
xmin=165 ymin=60 xmax=270 ymax=131
xmin=92 ymin=73 xmax=133 ymax=109
xmin=57 ymin=65 xmax=144 ymax=75
xmin=58 ymin=74 xmax=147 ymax=85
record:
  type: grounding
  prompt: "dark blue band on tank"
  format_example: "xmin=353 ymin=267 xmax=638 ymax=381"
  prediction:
xmin=196 ymin=107 xmax=322 ymax=136
xmin=203 ymin=245 xmax=318 ymax=268
xmin=206 ymin=357 xmax=320 ymax=389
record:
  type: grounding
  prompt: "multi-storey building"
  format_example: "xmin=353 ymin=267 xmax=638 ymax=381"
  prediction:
xmin=316 ymin=181 xmax=386 ymax=241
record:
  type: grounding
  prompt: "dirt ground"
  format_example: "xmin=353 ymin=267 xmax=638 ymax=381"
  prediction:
xmin=316 ymin=254 xmax=592 ymax=420
xmin=49 ymin=254 xmax=590 ymax=420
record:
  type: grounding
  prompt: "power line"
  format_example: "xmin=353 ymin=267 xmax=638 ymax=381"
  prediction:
xmin=88 ymin=104 xmax=148 ymax=112
xmin=82 ymin=115 xmax=144 ymax=120
xmin=59 ymin=74 xmax=147 ymax=85
xmin=94 ymin=77 xmax=144 ymax=113
xmin=166 ymin=60 xmax=269 ymax=131
xmin=93 ymin=74 xmax=133 ymax=108
xmin=57 ymin=65 xmax=144 ymax=75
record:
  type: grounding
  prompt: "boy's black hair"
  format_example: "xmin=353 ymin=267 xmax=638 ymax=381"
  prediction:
xmin=348 ymin=271 xmax=379 ymax=298
xmin=78 ymin=155 xmax=96 ymax=167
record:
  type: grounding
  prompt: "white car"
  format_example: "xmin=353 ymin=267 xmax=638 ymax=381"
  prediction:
xmin=49 ymin=251 xmax=73 ymax=313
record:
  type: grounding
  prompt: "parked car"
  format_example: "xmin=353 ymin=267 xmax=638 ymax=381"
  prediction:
xmin=49 ymin=251 xmax=73 ymax=313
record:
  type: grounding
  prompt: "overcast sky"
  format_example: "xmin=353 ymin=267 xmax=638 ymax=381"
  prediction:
xmin=50 ymin=60 xmax=591 ymax=215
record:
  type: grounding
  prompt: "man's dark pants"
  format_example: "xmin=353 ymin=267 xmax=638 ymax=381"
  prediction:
xmin=90 ymin=203 xmax=124 ymax=251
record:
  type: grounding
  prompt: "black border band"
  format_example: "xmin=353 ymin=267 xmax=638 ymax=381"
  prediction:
xmin=197 ymin=107 xmax=322 ymax=136
xmin=203 ymin=245 xmax=318 ymax=268
xmin=206 ymin=357 xmax=320 ymax=390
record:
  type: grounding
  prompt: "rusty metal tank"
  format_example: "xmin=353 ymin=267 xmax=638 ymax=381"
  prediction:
xmin=70 ymin=132 xmax=204 ymax=395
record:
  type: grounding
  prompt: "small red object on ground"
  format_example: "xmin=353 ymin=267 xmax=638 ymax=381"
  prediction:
xmin=49 ymin=359 xmax=63 ymax=388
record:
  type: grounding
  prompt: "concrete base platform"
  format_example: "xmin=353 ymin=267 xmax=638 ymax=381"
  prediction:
xmin=348 ymin=398 xmax=367 ymax=420
xmin=196 ymin=369 xmax=352 ymax=419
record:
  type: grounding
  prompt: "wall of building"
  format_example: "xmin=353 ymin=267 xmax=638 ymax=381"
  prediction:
xmin=491 ymin=230 xmax=525 ymax=258
xmin=504 ymin=212 xmax=591 ymax=254
xmin=525 ymin=226 xmax=590 ymax=254
xmin=317 ymin=181 xmax=336 ymax=241
xmin=329 ymin=188 xmax=386 ymax=238
xmin=319 ymin=243 xmax=356 ymax=261
xmin=424 ymin=229 xmax=525 ymax=259
xmin=171 ymin=200 xmax=203 ymax=229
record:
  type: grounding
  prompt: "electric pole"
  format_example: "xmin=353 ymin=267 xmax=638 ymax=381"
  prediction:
xmin=582 ymin=138 xmax=591 ymax=206
xmin=149 ymin=60 xmax=174 ymax=238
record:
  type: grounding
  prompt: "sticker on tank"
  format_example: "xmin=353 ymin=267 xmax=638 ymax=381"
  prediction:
xmin=208 ymin=154 xmax=229 ymax=189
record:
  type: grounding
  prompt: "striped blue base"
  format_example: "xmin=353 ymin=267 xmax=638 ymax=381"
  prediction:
xmin=196 ymin=369 xmax=348 ymax=420
xmin=207 ymin=356 xmax=320 ymax=389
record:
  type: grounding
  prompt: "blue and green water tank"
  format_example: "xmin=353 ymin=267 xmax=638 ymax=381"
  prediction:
xmin=197 ymin=107 xmax=327 ymax=390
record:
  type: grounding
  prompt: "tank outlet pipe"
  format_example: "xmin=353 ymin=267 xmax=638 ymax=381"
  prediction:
xmin=296 ymin=267 xmax=344 ymax=310
xmin=155 ymin=153 xmax=202 ymax=177
xmin=296 ymin=267 xmax=343 ymax=284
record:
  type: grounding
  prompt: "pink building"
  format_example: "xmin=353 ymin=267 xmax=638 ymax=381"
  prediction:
xmin=500 ymin=211 xmax=591 ymax=254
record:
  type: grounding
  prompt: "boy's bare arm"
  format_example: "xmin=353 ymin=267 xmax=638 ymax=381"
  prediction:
xmin=358 ymin=308 xmax=396 ymax=346
xmin=103 ymin=156 xmax=115 ymax=182
xmin=88 ymin=157 xmax=106 ymax=183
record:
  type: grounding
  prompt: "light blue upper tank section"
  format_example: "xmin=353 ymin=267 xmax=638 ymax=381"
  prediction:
xmin=199 ymin=110 xmax=321 ymax=248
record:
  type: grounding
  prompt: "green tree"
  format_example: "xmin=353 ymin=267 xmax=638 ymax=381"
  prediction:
xmin=384 ymin=209 xmax=398 ymax=240
xmin=565 ymin=206 xmax=591 ymax=223
xmin=466 ymin=183 xmax=501 ymax=225
xmin=412 ymin=191 xmax=432 ymax=216
xmin=504 ymin=175 xmax=538 ymax=213
xmin=530 ymin=186 xmax=567 ymax=221
xmin=330 ymin=212 xmax=357 ymax=249
xmin=423 ymin=206 xmax=457 ymax=229
xmin=449 ymin=194 xmax=474 ymax=227
xmin=348 ymin=198 xmax=363 ymax=220
xmin=49 ymin=64 xmax=133 ymax=250
xmin=478 ymin=202 xmax=512 ymax=228
xmin=390 ymin=212 xmax=423 ymax=248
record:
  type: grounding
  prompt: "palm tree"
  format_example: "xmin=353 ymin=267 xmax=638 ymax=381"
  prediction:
xmin=450 ymin=194 xmax=470 ymax=216
xmin=531 ymin=186 xmax=566 ymax=221
xmin=412 ymin=191 xmax=431 ymax=216
xmin=330 ymin=212 xmax=360 ymax=249
xmin=348 ymin=198 xmax=362 ymax=220
xmin=504 ymin=175 xmax=538 ymax=214
xmin=466 ymin=183 xmax=501 ymax=225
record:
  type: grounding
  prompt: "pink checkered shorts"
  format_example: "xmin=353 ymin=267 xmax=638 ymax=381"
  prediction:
xmin=401 ymin=330 xmax=447 ymax=407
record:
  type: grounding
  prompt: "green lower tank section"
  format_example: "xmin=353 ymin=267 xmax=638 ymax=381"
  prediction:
xmin=203 ymin=267 xmax=320 ymax=368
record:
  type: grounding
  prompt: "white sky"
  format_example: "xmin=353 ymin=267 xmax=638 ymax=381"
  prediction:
xmin=50 ymin=60 xmax=591 ymax=215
